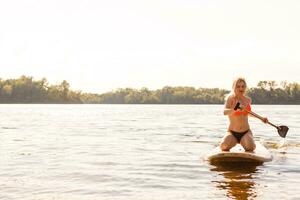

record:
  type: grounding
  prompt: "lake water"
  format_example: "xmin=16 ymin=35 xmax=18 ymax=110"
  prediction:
xmin=0 ymin=104 xmax=299 ymax=200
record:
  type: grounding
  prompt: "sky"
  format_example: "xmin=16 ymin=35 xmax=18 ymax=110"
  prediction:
xmin=0 ymin=0 xmax=299 ymax=93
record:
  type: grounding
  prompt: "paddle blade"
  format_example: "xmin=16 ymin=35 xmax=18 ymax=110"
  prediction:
xmin=278 ymin=125 xmax=289 ymax=138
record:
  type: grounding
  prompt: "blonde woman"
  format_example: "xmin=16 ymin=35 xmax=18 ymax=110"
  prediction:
xmin=220 ymin=78 xmax=268 ymax=151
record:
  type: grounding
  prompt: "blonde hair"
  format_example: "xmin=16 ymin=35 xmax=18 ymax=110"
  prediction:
xmin=225 ymin=77 xmax=247 ymax=100
xmin=232 ymin=77 xmax=247 ymax=90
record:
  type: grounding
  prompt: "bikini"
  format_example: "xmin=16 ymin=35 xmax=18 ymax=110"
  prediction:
xmin=230 ymin=129 xmax=250 ymax=143
xmin=230 ymin=102 xmax=251 ymax=143
xmin=233 ymin=103 xmax=251 ymax=116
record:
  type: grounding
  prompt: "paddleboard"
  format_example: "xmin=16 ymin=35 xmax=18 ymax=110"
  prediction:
xmin=206 ymin=142 xmax=272 ymax=164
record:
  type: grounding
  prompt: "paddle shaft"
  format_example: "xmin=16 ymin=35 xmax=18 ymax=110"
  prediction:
xmin=246 ymin=110 xmax=279 ymax=129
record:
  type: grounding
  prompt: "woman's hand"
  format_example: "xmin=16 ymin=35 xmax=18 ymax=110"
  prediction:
xmin=262 ymin=117 xmax=269 ymax=123
xmin=239 ymin=104 xmax=246 ymax=111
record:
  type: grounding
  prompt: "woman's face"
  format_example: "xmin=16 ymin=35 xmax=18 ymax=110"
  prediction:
xmin=234 ymin=81 xmax=246 ymax=96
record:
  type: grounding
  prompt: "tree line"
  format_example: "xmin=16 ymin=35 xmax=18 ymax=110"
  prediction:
xmin=0 ymin=76 xmax=299 ymax=104
xmin=0 ymin=76 xmax=82 ymax=103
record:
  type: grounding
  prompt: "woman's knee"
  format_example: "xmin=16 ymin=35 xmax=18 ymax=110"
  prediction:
xmin=220 ymin=142 xmax=231 ymax=151
xmin=220 ymin=135 xmax=237 ymax=151
xmin=244 ymin=143 xmax=256 ymax=151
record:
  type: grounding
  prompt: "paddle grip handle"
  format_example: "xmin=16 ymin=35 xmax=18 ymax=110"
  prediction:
xmin=234 ymin=102 xmax=240 ymax=110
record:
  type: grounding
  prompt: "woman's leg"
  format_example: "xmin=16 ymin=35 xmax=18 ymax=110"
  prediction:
xmin=240 ymin=130 xmax=256 ymax=151
xmin=220 ymin=132 xmax=238 ymax=151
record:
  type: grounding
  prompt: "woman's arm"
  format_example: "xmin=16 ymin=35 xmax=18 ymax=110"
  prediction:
xmin=223 ymin=96 xmax=234 ymax=115
xmin=224 ymin=107 xmax=234 ymax=115
xmin=246 ymin=97 xmax=269 ymax=123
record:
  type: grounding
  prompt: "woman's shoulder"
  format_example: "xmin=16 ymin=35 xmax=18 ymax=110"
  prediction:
xmin=225 ymin=94 xmax=237 ymax=105
xmin=226 ymin=94 xmax=235 ymax=101
xmin=245 ymin=96 xmax=252 ymax=104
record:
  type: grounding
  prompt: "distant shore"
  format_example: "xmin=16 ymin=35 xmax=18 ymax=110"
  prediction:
xmin=0 ymin=76 xmax=299 ymax=104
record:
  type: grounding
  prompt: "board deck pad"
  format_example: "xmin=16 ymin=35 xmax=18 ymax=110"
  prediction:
xmin=206 ymin=142 xmax=273 ymax=164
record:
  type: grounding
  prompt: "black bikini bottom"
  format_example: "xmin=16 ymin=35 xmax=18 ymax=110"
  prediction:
xmin=229 ymin=129 xmax=249 ymax=143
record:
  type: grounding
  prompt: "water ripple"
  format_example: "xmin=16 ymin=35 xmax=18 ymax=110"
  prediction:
xmin=0 ymin=104 xmax=299 ymax=200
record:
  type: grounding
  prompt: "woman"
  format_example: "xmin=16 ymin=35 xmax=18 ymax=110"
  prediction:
xmin=220 ymin=78 xmax=268 ymax=152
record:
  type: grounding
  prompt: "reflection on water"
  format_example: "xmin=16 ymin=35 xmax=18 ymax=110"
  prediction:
xmin=0 ymin=104 xmax=299 ymax=199
xmin=264 ymin=140 xmax=300 ymax=149
xmin=211 ymin=162 xmax=260 ymax=200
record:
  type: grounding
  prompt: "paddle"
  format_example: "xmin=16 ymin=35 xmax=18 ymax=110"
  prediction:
xmin=234 ymin=102 xmax=289 ymax=138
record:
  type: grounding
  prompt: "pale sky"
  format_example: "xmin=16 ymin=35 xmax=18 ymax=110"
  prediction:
xmin=0 ymin=0 xmax=299 ymax=93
